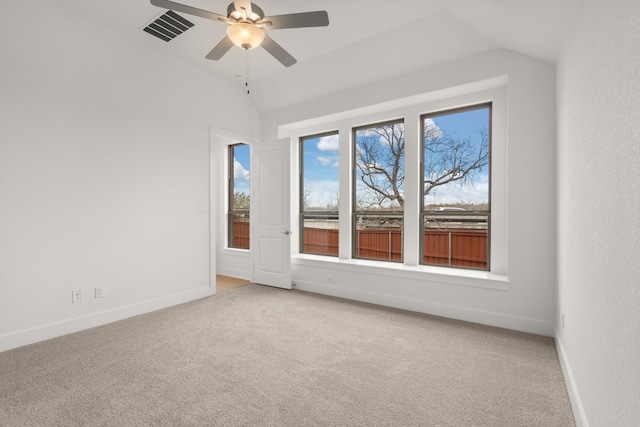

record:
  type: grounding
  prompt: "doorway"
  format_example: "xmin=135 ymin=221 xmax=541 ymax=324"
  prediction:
xmin=211 ymin=129 xmax=292 ymax=291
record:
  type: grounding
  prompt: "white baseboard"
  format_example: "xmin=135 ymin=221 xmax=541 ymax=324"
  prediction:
xmin=0 ymin=287 xmax=216 ymax=354
xmin=555 ymin=332 xmax=589 ymax=427
xmin=293 ymin=280 xmax=555 ymax=336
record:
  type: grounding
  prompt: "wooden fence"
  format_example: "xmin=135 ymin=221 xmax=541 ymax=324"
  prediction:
xmin=231 ymin=221 xmax=250 ymax=249
xmin=302 ymin=227 xmax=487 ymax=268
xmin=422 ymin=229 xmax=487 ymax=269
xmin=355 ymin=229 xmax=402 ymax=261
xmin=232 ymin=222 xmax=487 ymax=269
xmin=303 ymin=227 xmax=339 ymax=256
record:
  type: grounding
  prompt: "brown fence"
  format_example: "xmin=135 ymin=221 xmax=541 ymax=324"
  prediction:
xmin=303 ymin=227 xmax=487 ymax=268
xmin=232 ymin=220 xmax=250 ymax=249
xmin=355 ymin=229 xmax=402 ymax=261
xmin=234 ymin=222 xmax=487 ymax=269
xmin=422 ymin=229 xmax=487 ymax=269
xmin=303 ymin=227 xmax=339 ymax=256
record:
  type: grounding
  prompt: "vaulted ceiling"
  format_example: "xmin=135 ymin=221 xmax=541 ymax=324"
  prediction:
xmin=57 ymin=0 xmax=582 ymax=112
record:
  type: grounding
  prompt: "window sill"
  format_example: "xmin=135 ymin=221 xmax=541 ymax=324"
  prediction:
xmin=221 ymin=248 xmax=250 ymax=256
xmin=291 ymin=254 xmax=510 ymax=291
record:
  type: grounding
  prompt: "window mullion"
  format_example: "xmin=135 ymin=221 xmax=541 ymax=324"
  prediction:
xmin=403 ymin=115 xmax=421 ymax=266
xmin=338 ymin=124 xmax=352 ymax=259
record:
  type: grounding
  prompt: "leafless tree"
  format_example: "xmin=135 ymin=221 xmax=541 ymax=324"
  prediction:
xmin=355 ymin=122 xmax=405 ymax=209
xmin=233 ymin=192 xmax=250 ymax=210
xmin=423 ymin=125 xmax=489 ymax=197
xmin=302 ymin=186 xmax=311 ymax=209
xmin=355 ymin=120 xmax=488 ymax=210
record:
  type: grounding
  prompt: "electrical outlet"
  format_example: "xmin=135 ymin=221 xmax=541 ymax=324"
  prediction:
xmin=95 ymin=286 xmax=105 ymax=299
xmin=72 ymin=290 xmax=81 ymax=303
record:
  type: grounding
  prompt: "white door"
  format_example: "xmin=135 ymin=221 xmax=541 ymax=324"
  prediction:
xmin=252 ymin=139 xmax=291 ymax=289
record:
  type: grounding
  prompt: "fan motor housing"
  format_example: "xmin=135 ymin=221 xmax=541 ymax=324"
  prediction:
xmin=227 ymin=2 xmax=264 ymax=22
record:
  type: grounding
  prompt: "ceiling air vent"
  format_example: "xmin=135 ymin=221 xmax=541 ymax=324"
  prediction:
xmin=143 ymin=10 xmax=194 ymax=42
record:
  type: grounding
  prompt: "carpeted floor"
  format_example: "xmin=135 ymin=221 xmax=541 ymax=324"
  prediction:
xmin=0 ymin=284 xmax=574 ymax=426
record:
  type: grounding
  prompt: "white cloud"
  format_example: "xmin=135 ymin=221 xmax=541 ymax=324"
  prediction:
xmin=305 ymin=180 xmax=339 ymax=208
xmin=428 ymin=175 xmax=489 ymax=205
xmin=317 ymin=155 xmax=339 ymax=167
xmin=234 ymin=159 xmax=250 ymax=181
xmin=317 ymin=135 xmax=339 ymax=152
xmin=424 ymin=118 xmax=443 ymax=139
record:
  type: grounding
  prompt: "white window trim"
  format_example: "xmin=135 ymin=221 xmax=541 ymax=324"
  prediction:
xmin=211 ymin=128 xmax=255 ymax=256
xmin=284 ymin=83 xmax=509 ymax=290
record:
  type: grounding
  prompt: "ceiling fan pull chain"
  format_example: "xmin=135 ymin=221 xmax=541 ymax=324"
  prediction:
xmin=245 ymin=48 xmax=250 ymax=95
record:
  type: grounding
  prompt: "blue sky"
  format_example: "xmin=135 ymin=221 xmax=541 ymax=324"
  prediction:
xmin=302 ymin=133 xmax=340 ymax=209
xmin=233 ymin=144 xmax=250 ymax=195
xmin=425 ymin=106 xmax=490 ymax=206
xmin=235 ymin=105 xmax=489 ymax=209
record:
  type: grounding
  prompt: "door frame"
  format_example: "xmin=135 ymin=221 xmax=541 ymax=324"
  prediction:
xmin=210 ymin=127 xmax=258 ymax=291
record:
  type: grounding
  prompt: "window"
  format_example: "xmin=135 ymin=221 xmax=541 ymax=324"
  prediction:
xmin=421 ymin=104 xmax=491 ymax=270
xmin=300 ymin=132 xmax=339 ymax=256
xmin=353 ymin=120 xmax=405 ymax=262
xmin=228 ymin=143 xmax=250 ymax=249
xmin=290 ymin=87 xmax=505 ymax=279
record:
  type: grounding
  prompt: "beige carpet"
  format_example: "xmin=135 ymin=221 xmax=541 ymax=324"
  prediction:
xmin=0 ymin=285 xmax=574 ymax=426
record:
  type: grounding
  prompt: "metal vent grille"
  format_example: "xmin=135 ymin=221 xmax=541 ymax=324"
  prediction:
xmin=143 ymin=10 xmax=194 ymax=42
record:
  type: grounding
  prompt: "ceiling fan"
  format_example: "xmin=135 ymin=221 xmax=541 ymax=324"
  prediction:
xmin=150 ymin=0 xmax=329 ymax=67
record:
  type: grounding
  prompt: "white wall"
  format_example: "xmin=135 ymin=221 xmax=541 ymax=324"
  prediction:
xmin=261 ymin=49 xmax=558 ymax=336
xmin=556 ymin=0 xmax=640 ymax=425
xmin=0 ymin=0 xmax=259 ymax=352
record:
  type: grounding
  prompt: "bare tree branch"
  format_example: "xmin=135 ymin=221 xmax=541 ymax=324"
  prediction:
xmin=355 ymin=122 xmax=405 ymax=209
xmin=354 ymin=118 xmax=489 ymax=210
xmin=233 ymin=192 xmax=250 ymax=209
xmin=424 ymin=128 xmax=489 ymax=196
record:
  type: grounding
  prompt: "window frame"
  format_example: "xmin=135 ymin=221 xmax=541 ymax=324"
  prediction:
xmin=419 ymin=103 xmax=492 ymax=271
xmin=299 ymin=131 xmax=340 ymax=257
xmin=227 ymin=143 xmax=250 ymax=250
xmin=285 ymin=85 xmax=508 ymax=287
xmin=352 ymin=118 xmax=406 ymax=263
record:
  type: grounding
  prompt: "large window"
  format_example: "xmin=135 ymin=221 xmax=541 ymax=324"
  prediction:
xmin=300 ymin=132 xmax=340 ymax=256
xmin=353 ymin=120 xmax=405 ymax=262
xmin=292 ymin=89 xmax=504 ymax=277
xmin=421 ymin=104 xmax=491 ymax=270
xmin=228 ymin=143 xmax=250 ymax=249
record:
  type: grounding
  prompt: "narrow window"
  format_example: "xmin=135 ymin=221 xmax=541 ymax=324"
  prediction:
xmin=353 ymin=120 xmax=405 ymax=262
xmin=300 ymin=132 xmax=339 ymax=256
xmin=421 ymin=104 xmax=491 ymax=270
xmin=228 ymin=143 xmax=250 ymax=249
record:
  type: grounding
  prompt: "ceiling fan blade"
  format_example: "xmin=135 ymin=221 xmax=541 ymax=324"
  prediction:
xmin=150 ymin=0 xmax=229 ymax=23
xmin=262 ymin=11 xmax=329 ymax=30
xmin=233 ymin=0 xmax=253 ymax=18
xmin=261 ymin=35 xmax=296 ymax=67
xmin=206 ymin=36 xmax=234 ymax=60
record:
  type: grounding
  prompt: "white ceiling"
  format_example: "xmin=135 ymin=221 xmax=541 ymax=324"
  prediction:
xmin=57 ymin=0 xmax=582 ymax=112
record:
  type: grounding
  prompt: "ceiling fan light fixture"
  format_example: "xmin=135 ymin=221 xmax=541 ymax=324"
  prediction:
xmin=226 ymin=22 xmax=265 ymax=50
xmin=149 ymin=0 xmax=329 ymax=67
